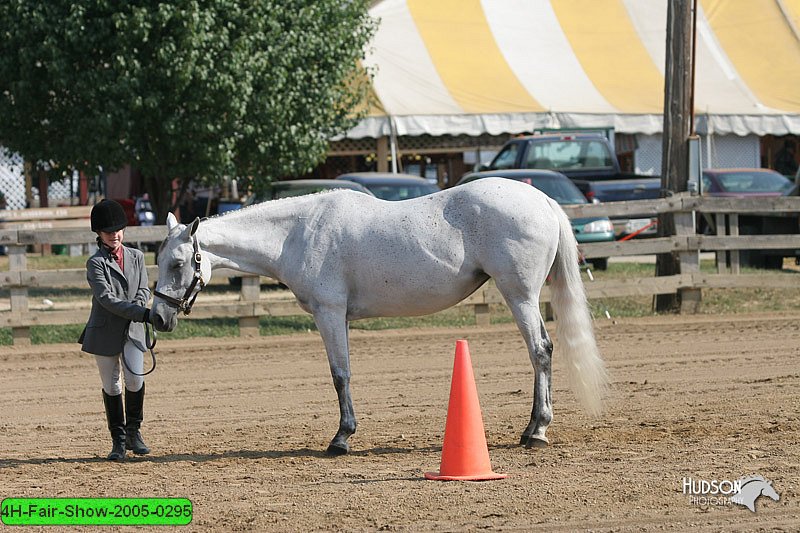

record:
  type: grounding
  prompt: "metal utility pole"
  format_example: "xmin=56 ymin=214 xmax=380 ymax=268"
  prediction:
xmin=655 ymin=0 xmax=696 ymax=312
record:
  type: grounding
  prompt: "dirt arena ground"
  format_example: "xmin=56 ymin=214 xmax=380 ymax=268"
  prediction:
xmin=2 ymin=312 xmax=799 ymax=531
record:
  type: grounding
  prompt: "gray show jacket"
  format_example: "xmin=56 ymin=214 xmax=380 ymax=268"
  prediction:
xmin=80 ymin=244 xmax=151 ymax=356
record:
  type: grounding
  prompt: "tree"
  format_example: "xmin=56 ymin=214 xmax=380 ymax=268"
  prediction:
xmin=0 ymin=0 xmax=376 ymax=222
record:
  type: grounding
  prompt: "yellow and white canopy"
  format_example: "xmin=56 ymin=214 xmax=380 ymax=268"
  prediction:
xmin=350 ymin=0 xmax=800 ymax=138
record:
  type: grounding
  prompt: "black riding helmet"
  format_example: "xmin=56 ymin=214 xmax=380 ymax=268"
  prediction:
xmin=91 ymin=199 xmax=128 ymax=233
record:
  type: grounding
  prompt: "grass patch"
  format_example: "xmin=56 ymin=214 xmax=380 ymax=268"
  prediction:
xmin=351 ymin=306 xmax=478 ymax=330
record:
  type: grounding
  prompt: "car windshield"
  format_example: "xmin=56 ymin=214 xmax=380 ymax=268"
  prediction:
xmin=524 ymin=176 xmax=588 ymax=204
xmin=714 ymin=171 xmax=793 ymax=193
xmin=488 ymin=144 xmax=519 ymax=170
xmin=522 ymin=139 xmax=614 ymax=171
xmin=365 ymin=184 xmax=439 ymax=201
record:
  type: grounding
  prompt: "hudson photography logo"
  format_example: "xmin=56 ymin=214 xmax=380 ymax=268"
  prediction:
xmin=682 ymin=475 xmax=780 ymax=512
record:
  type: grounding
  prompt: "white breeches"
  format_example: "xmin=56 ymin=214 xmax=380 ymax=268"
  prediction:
xmin=95 ymin=339 xmax=145 ymax=395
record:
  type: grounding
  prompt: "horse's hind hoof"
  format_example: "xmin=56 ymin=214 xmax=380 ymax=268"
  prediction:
xmin=524 ymin=436 xmax=549 ymax=449
xmin=325 ymin=443 xmax=349 ymax=456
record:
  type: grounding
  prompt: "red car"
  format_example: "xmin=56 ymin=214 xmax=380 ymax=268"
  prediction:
xmin=700 ymin=168 xmax=799 ymax=269
xmin=701 ymin=168 xmax=795 ymax=197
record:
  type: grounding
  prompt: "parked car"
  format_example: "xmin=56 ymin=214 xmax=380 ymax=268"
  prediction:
xmin=334 ymin=172 xmax=440 ymax=200
xmin=244 ymin=179 xmax=374 ymax=205
xmin=700 ymin=168 xmax=799 ymax=269
xmin=455 ymin=169 xmax=615 ymax=269
xmin=701 ymin=168 xmax=795 ymax=197
xmin=572 ymin=178 xmax=661 ymax=238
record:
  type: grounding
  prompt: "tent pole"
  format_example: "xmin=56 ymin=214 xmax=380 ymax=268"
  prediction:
xmin=389 ymin=115 xmax=399 ymax=173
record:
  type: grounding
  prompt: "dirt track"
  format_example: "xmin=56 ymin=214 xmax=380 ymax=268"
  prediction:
xmin=2 ymin=312 xmax=799 ymax=531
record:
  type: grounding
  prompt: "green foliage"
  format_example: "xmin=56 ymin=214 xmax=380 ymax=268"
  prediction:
xmin=0 ymin=0 xmax=376 ymax=217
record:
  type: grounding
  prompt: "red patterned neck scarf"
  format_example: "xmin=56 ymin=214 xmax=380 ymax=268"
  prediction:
xmin=109 ymin=247 xmax=124 ymax=270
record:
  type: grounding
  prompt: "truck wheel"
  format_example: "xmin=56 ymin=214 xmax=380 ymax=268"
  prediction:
xmin=591 ymin=258 xmax=608 ymax=271
xmin=739 ymin=250 xmax=762 ymax=268
xmin=741 ymin=251 xmax=783 ymax=270
xmin=763 ymin=256 xmax=784 ymax=270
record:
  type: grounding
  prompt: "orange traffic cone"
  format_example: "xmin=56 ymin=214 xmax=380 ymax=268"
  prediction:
xmin=425 ymin=340 xmax=507 ymax=481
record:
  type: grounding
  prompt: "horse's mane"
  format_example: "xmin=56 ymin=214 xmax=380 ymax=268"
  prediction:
xmin=739 ymin=475 xmax=768 ymax=487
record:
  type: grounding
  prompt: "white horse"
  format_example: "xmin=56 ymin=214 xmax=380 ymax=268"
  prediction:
xmin=151 ymin=178 xmax=607 ymax=455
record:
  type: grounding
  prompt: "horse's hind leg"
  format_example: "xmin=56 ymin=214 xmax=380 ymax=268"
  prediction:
xmin=501 ymin=293 xmax=553 ymax=448
xmin=313 ymin=308 xmax=356 ymax=455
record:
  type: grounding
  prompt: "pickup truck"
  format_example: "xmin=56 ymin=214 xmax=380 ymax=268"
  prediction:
xmin=475 ymin=133 xmax=662 ymax=238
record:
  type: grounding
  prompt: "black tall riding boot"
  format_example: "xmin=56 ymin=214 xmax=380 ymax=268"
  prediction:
xmin=125 ymin=384 xmax=151 ymax=455
xmin=102 ymin=391 xmax=126 ymax=461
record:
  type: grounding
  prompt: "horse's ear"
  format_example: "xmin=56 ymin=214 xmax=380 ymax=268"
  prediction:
xmin=166 ymin=212 xmax=179 ymax=232
xmin=190 ymin=217 xmax=200 ymax=237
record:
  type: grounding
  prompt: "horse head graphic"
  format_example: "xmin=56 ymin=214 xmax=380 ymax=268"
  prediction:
xmin=730 ymin=475 xmax=780 ymax=512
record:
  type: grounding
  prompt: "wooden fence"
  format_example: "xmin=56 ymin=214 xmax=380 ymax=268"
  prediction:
xmin=2 ymin=193 xmax=799 ymax=345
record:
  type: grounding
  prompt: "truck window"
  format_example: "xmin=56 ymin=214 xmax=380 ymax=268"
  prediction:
xmin=583 ymin=141 xmax=615 ymax=169
xmin=489 ymin=144 xmax=519 ymax=170
xmin=523 ymin=139 xmax=614 ymax=170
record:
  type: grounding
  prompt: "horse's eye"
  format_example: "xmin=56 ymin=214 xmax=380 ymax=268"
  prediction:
xmin=174 ymin=261 xmax=184 ymax=270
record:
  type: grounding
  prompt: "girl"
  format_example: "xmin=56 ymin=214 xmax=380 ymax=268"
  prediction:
xmin=80 ymin=199 xmax=153 ymax=461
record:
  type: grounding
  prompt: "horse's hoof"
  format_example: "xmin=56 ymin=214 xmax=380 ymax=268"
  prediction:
xmin=326 ymin=443 xmax=349 ymax=456
xmin=524 ymin=436 xmax=549 ymax=449
xmin=519 ymin=435 xmax=529 ymax=446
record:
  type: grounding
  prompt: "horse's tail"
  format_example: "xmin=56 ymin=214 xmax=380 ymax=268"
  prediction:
xmin=546 ymin=197 xmax=608 ymax=416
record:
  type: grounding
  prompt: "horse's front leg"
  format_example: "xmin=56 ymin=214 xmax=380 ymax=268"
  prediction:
xmin=313 ymin=308 xmax=356 ymax=455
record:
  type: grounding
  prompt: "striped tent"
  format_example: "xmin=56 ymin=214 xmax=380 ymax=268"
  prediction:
xmin=348 ymin=0 xmax=800 ymax=139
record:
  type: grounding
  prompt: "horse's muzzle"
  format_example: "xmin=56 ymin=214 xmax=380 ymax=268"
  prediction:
xmin=151 ymin=308 xmax=177 ymax=332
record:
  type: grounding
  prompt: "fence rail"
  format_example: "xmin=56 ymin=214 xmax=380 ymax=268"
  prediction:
xmin=2 ymin=193 xmax=799 ymax=344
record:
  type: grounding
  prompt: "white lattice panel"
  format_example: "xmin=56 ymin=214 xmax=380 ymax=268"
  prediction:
xmin=0 ymin=148 xmax=79 ymax=209
xmin=48 ymin=175 xmax=73 ymax=203
xmin=703 ymin=134 xmax=760 ymax=168
xmin=634 ymin=133 xmax=761 ymax=176
xmin=0 ymin=147 xmax=25 ymax=209
xmin=634 ymin=134 xmax=662 ymax=175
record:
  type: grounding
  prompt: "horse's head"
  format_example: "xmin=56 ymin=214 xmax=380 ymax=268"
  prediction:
xmin=151 ymin=213 xmax=212 ymax=332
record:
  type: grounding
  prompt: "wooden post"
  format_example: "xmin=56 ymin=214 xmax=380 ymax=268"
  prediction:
xmin=474 ymin=303 xmax=490 ymax=326
xmin=376 ymin=137 xmax=389 ymax=173
xmin=8 ymin=245 xmax=30 ymax=345
xmin=715 ymin=213 xmax=727 ymax=273
xmin=676 ymin=209 xmax=701 ymax=313
xmin=238 ymin=275 xmax=260 ymax=337
xmin=729 ymin=214 xmax=740 ymax=274
xmin=23 ymin=162 xmax=34 ymax=208
xmin=655 ymin=0 xmax=695 ymax=312
xmin=542 ymin=301 xmax=554 ymax=322
xmin=79 ymin=171 xmax=89 ymax=205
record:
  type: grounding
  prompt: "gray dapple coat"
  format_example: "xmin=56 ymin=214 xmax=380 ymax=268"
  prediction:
xmin=80 ymin=244 xmax=150 ymax=356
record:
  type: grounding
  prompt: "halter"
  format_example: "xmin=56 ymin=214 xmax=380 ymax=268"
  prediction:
xmin=153 ymin=234 xmax=206 ymax=315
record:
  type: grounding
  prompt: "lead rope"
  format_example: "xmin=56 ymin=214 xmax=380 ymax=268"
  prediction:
xmin=122 ymin=322 xmax=157 ymax=377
